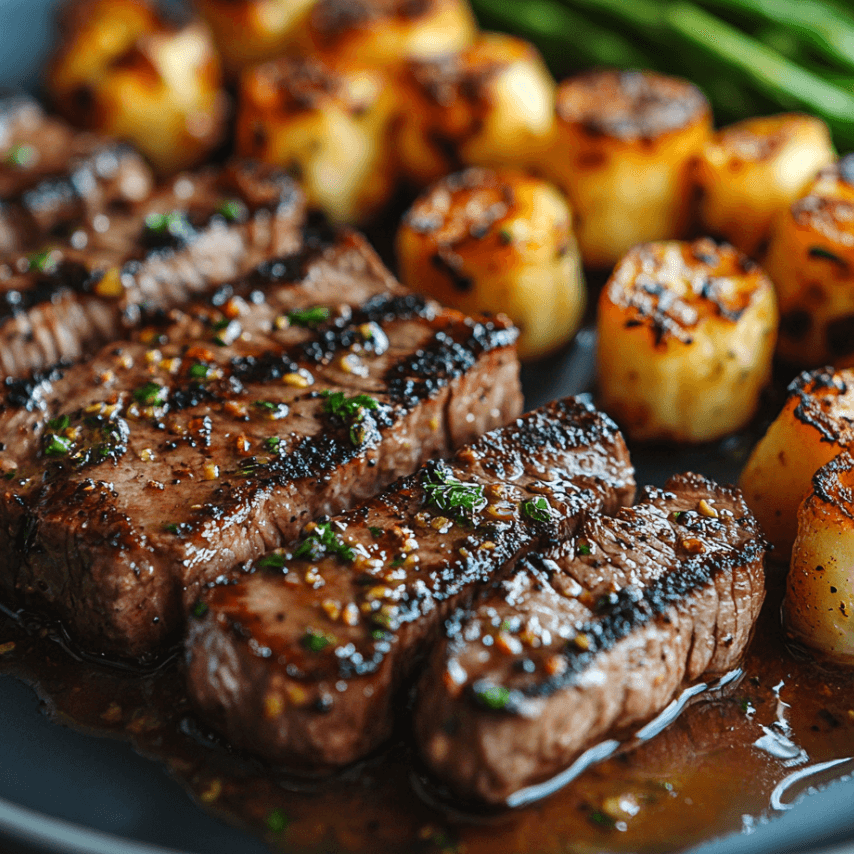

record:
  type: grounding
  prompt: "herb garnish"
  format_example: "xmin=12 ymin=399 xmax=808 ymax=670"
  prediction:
xmin=301 ymin=628 xmax=335 ymax=653
xmin=578 ymin=540 xmax=592 ymax=556
xmin=522 ymin=495 xmax=552 ymax=523
xmin=4 ymin=144 xmax=35 ymax=167
xmin=264 ymin=436 xmax=281 ymax=453
xmin=266 ymin=807 xmax=289 ymax=834
xmin=293 ymin=521 xmax=355 ymax=562
xmin=27 ymin=248 xmax=57 ymax=274
xmin=47 ymin=414 xmax=70 ymax=432
xmin=808 ymin=246 xmax=848 ymax=267
xmin=216 ymin=199 xmax=246 ymax=223
xmin=421 ymin=464 xmax=487 ymax=518
xmin=189 ymin=363 xmax=210 ymax=380
xmin=44 ymin=434 xmax=72 ymax=456
xmin=287 ymin=306 xmax=331 ymax=328
xmin=143 ymin=211 xmax=194 ymax=246
xmin=257 ymin=552 xmax=287 ymax=570
xmin=368 ymin=526 xmax=384 ymax=538
xmin=134 ymin=381 xmax=167 ymax=406
xmin=473 ymin=683 xmax=511 ymax=711
xmin=192 ymin=601 xmax=209 ymax=619
xmin=321 ymin=391 xmax=380 ymax=445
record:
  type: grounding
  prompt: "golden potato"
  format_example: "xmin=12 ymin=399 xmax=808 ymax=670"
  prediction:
xmin=395 ymin=32 xmax=556 ymax=187
xmin=764 ymin=156 xmax=854 ymax=368
xmin=785 ymin=450 xmax=854 ymax=666
xmin=695 ymin=114 xmax=834 ymax=259
xmin=236 ymin=55 xmax=397 ymax=224
xmin=298 ymin=0 xmax=476 ymax=68
xmin=541 ymin=70 xmax=712 ymax=270
xmin=740 ymin=367 xmax=854 ymax=557
xmin=597 ymin=238 xmax=777 ymax=442
xmin=396 ymin=167 xmax=585 ymax=361
xmin=47 ymin=0 xmax=227 ymax=174
xmin=193 ymin=0 xmax=317 ymax=75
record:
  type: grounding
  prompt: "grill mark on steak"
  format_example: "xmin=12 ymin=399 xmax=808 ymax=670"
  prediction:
xmin=415 ymin=473 xmax=766 ymax=804
xmin=183 ymin=397 xmax=635 ymax=771
xmin=0 ymin=94 xmax=153 ymax=253
xmin=0 ymin=230 xmax=522 ymax=659
xmin=0 ymin=159 xmax=305 ymax=378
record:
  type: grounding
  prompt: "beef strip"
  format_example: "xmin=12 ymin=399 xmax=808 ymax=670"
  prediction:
xmin=0 ymin=93 xmax=153 ymax=252
xmin=0 ymin=159 xmax=305 ymax=378
xmin=184 ymin=397 xmax=635 ymax=770
xmin=415 ymin=473 xmax=767 ymax=805
xmin=0 ymin=229 xmax=522 ymax=659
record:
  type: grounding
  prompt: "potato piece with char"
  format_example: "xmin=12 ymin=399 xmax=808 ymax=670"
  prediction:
xmin=764 ymin=155 xmax=854 ymax=368
xmin=396 ymin=167 xmax=585 ymax=361
xmin=597 ymin=238 xmax=777 ymax=443
xmin=193 ymin=0 xmax=317 ymax=75
xmin=298 ymin=0 xmax=476 ymax=68
xmin=47 ymin=0 xmax=227 ymax=174
xmin=740 ymin=367 xmax=854 ymax=558
xmin=395 ymin=32 xmax=555 ymax=187
xmin=785 ymin=450 xmax=854 ymax=666
xmin=695 ymin=114 xmax=834 ymax=259
xmin=236 ymin=55 xmax=396 ymax=225
xmin=541 ymin=69 xmax=711 ymax=270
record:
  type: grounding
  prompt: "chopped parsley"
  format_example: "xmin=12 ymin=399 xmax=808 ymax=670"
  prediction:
xmin=192 ymin=601 xmax=209 ymax=619
xmin=422 ymin=464 xmax=486 ymax=518
xmin=390 ymin=556 xmax=405 ymax=568
xmin=301 ymin=628 xmax=335 ymax=653
xmin=265 ymin=808 xmax=289 ymax=834
xmin=589 ymin=810 xmax=616 ymax=828
xmin=287 ymin=306 xmax=331 ymax=328
xmin=133 ymin=381 xmax=167 ymax=406
xmin=216 ymin=199 xmax=246 ymax=223
xmin=47 ymin=414 xmax=70 ymax=432
xmin=43 ymin=434 xmax=72 ymax=457
xmin=264 ymin=436 xmax=281 ymax=453
xmin=293 ymin=521 xmax=355 ymax=562
xmin=473 ymin=683 xmax=511 ymax=711
xmin=321 ymin=391 xmax=380 ymax=445
xmin=522 ymin=495 xmax=552 ymax=523
xmin=368 ymin=526 xmax=384 ymax=538
xmin=143 ymin=211 xmax=194 ymax=247
xmin=578 ymin=540 xmax=592 ymax=556
xmin=27 ymin=248 xmax=57 ymax=274
xmin=257 ymin=552 xmax=287 ymax=570
xmin=4 ymin=143 xmax=35 ymax=167
xmin=189 ymin=362 xmax=210 ymax=380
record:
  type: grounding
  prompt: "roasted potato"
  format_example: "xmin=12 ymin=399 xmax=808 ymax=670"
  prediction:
xmin=740 ymin=367 xmax=854 ymax=557
xmin=236 ymin=55 xmax=397 ymax=224
xmin=193 ymin=0 xmax=317 ymax=75
xmin=541 ymin=70 xmax=712 ymax=270
xmin=785 ymin=450 xmax=854 ymax=666
xmin=395 ymin=32 xmax=556 ymax=187
xmin=694 ymin=114 xmax=834 ymax=259
xmin=298 ymin=0 xmax=476 ymax=69
xmin=47 ymin=0 xmax=227 ymax=173
xmin=597 ymin=238 xmax=778 ymax=443
xmin=764 ymin=155 xmax=854 ymax=368
xmin=396 ymin=167 xmax=585 ymax=361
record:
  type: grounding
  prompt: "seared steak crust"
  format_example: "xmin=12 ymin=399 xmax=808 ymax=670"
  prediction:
xmin=0 ymin=159 xmax=305 ymax=378
xmin=0 ymin=230 xmax=521 ymax=659
xmin=0 ymin=94 xmax=153 ymax=252
xmin=415 ymin=473 xmax=766 ymax=804
xmin=184 ymin=397 xmax=635 ymax=770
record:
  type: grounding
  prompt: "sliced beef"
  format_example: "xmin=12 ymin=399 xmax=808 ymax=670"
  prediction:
xmin=0 ymin=94 xmax=153 ymax=252
xmin=415 ymin=473 xmax=766 ymax=805
xmin=184 ymin=397 xmax=635 ymax=770
xmin=0 ymin=159 xmax=305 ymax=378
xmin=0 ymin=229 xmax=522 ymax=659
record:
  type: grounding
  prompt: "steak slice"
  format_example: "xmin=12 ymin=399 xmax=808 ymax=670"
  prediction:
xmin=184 ymin=397 xmax=635 ymax=770
xmin=0 ymin=229 xmax=521 ymax=659
xmin=0 ymin=159 xmax=305 ymax=378
xmin=0 ymin=94 xmax=153 ymax=252
xmin=415 ymin=473 xmax=766 ymax=805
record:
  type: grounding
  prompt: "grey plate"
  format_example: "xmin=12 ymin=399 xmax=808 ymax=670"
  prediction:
xmin=0 ymin=2 xmax=853 ymax=852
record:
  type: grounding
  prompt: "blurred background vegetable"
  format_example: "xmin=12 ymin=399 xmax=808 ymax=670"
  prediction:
xmin=471 ymin=0 xmax=854 ymax=150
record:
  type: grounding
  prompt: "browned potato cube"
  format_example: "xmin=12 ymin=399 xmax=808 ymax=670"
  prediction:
xmin=764 ymin=156 xmax=854 ymax=368
xmin=396 ymin=167 xmax=585 ymax=361
xmin=237 ymin=55 xmax=397 ymax=224
xmin=542 ymin=70 xmax=712 ymax=270
xmin=695 ymin=113 xmax=834 ymax=259
xmin=395 ymin=33 xmax=556 ymax=187
xmin=597 ymin=239 xmax=777 ymax=442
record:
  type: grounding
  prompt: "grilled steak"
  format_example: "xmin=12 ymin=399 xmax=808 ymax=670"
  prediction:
xmin=415 ymin=473 xmax=766 ymax=805
xmin=0 ymin=94 xmax=153 ymax=253
xmin=0 ymin=229 xmax=521 ymax=659
xmin=184 ymin=398 xmax=635 ymax=770
xmin=0 ymin=159 xmax=305 ymax=378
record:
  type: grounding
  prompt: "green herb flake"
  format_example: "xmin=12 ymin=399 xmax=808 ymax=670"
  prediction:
xmin=27 ymin=248 xmax=58 ymax=274
xmin=498 ymin=227 xmax=513 ymax=245
xmin=808 ymin=246 xmax=848 ymax=266
xmin=368 ymin=526 xmax=384 ymax=538
xmin=264 ymin=436 xmax=281 ymax=453
xmin=133 ymin=381 xmax=167 ymax=406
xmin=164 ymin=523 xmax=179 ymax=534
xmin=257 ymin=552 xmax=287 ymax=570
xmin=4 ymin=143 xmax=35 ymax=167
xmin=422 ymin=465 xmax=487 ymax=518
xmin=474 ymin=683 xmax=511 ymax=711
xmin=287 ymin=305 xmax=331 ymax=328
xmin=293 ymin=520 xmax=356 ymax=563
xmin=589 ymin=810 xmax=616 ymax=829
xmin=321 ymin=391 xmax=380 ymax=446
xmin=144 ymin=211 xmax=192 ymax=237
xmin=390 ymin=556 xmax=405 ymax=568
xmin=189 ymin=362 xmax=210 ymax=380
xmin=578 ymin=541 xmax=592 ymax=556
xmin=672 ymin=511 xmax=683 ymax=522
xmin=192 ymin=601 xmax=209 ymax=619
xmin=217 ymin=198 xmax=246 ymax=223
xmin=47 ymin=414 xmax=70 ymax=432
xmin=371 ymin=628 xmax=391 ymax=640
xmin=301 ymin=628 xmax=335 ymax=653
xmin=522 ymin=495 xmax=552 ymax=523
xmin=44 ymin=434 xmax=72 ymax=457
xmin=255 ymin=400 xmax=277 ymax=411
xmin=266 ymin=807 xmax=289 ymax=834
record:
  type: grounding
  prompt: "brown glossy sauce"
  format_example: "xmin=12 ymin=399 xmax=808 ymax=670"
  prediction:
xmin=1 ymin=566 xmax=853 ymax=854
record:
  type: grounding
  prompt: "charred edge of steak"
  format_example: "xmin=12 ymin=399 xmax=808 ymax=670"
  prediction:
xmin=1 ymin=364 xmax=68 ymax=412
